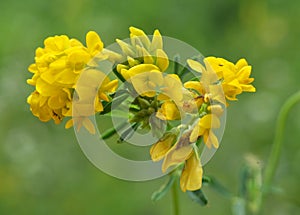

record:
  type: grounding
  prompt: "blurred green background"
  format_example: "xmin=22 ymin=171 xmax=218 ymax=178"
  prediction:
xmin=0 ymin=0 xmax=299 ymax=214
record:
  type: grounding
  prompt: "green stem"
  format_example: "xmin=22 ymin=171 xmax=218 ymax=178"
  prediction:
xmin=172 ymin=179 xmax=180 ymax=215
xmin=262 ymin=91 xmax=300 ymax=203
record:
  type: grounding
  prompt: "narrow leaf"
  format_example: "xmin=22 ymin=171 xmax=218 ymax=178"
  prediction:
xmin=101 ymin=121 xmax=128 ymax=139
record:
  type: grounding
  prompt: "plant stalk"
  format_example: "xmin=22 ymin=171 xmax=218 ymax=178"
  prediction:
xmin=172 ymin=179 xmax=180 ymax=215
xmin=261 ymin=91 xmax=300 ymax=210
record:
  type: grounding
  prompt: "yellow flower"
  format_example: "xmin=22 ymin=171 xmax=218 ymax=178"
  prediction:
xmin=27 ymin=32 xmax=118 ymax=133
xmin=186 ymin=59 xmax=226 ymax=105
xmin=186 ymin=57 xmax=255 ymax=103
xmin=205 ymin=57 xmax=256 ymax=101
xmin=190 ymin=114 xmax=220 ymax=148
xmin=180 ymin=151 xmax=203 ymax=192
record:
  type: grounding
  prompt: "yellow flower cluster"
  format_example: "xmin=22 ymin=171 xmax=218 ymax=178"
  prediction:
xmin=205 ymin=57 xmax=256 ymax=101
xmin=150 ymin=56 xmax=255 ymax=192
xmin=27 ymin=31 xmax=118 ymax=133
xmin=27 ymin=26 xmax=256 ymax=194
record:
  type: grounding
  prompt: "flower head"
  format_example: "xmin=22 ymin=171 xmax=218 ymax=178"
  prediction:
xmin=205 ymin=57 xmax=256 ymax=101
xmin=27 ymin=32 xmax=118 ymax=133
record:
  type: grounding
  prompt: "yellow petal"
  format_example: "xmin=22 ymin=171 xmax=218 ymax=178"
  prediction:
xmin=141 ymin=47 xmax=154 ymax=64
xmin=65 ymin=119 xmax=73 ymax=129
xmin=157 ymin=101 xmax=181 ymax=120
xmin=44 ymin=35 xmax=69 ymax=52
xmin=116 ymin=39 xmax=135 ymax=56
xmin=190 ymin=124 xmax=200 ymax=143
xmin=86 ymin=31 xmax=103 ymax=56
xmin=127 ymin=56 xmax=140 ymax=67
xmin=150 ymin=132 xmax=177 ymax=161
xmin=101 ymin=48 xmax=123 ymax=62
xmin=161 ymin=74 xmax=183 ymax=102
xmin=162 ymin=131 xmax=193 ymax=172
xmin=240 ymin=84 xmax=256 ymax=92
xmin=55 ymin=68 xmax=78 ymax=86
xmin=48 ymin=94 xmax=67 ymax=109
xmin=203 ymin=131 xmax=219 ymax=148
xmin=156 ymin=49 xmax=169 ymax=72
xmin=127 ymin=64 xmax=160 ymax=79
xmin=101 ymin=79 xmax=118 ymax=93
xmin=116 ymin=64 xmax=129 ymax=73
xmin=162 ymin=145 xmax=193 ymax=172
xmin=150 ymin=29 xmax=163 ymax=51
xmin=187 ymin=59 xmax=205 ymax=73
xmin=28 ymin=64 xmax=38 ymax=73
xmin=131 ymin=70 xmax=163 ymax=97
xmin=199 ymin=114 xmax=220 ymax=129
xmin=36 ymin=78 xmax=61 ymax=96
xmin=129 ymin=26 xmax=151 ymax=48
xmin=235 ymin=58 xmax=248 ymax=70
xmin=184 ymin=81 xmax=205 ymax=95
xmin=207 ymin=105 xmax=224 ymax=116
xmin=180 ymin=152 xmax=203 ymax=192
xmin=67 ymin=49 xmax=90 ymax=69
xmin=94 ymin=96 xmax=104 ymax=112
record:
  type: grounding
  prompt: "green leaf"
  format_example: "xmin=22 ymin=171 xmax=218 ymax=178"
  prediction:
xmin=187 ymin=189 xmax=208 ymax=206
xmin=151 ymin=175 xmax=176 ymax=202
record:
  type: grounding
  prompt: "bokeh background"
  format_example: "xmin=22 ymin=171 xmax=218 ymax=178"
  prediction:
xmin=0 ymin=0 xmax=299 ymax=214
